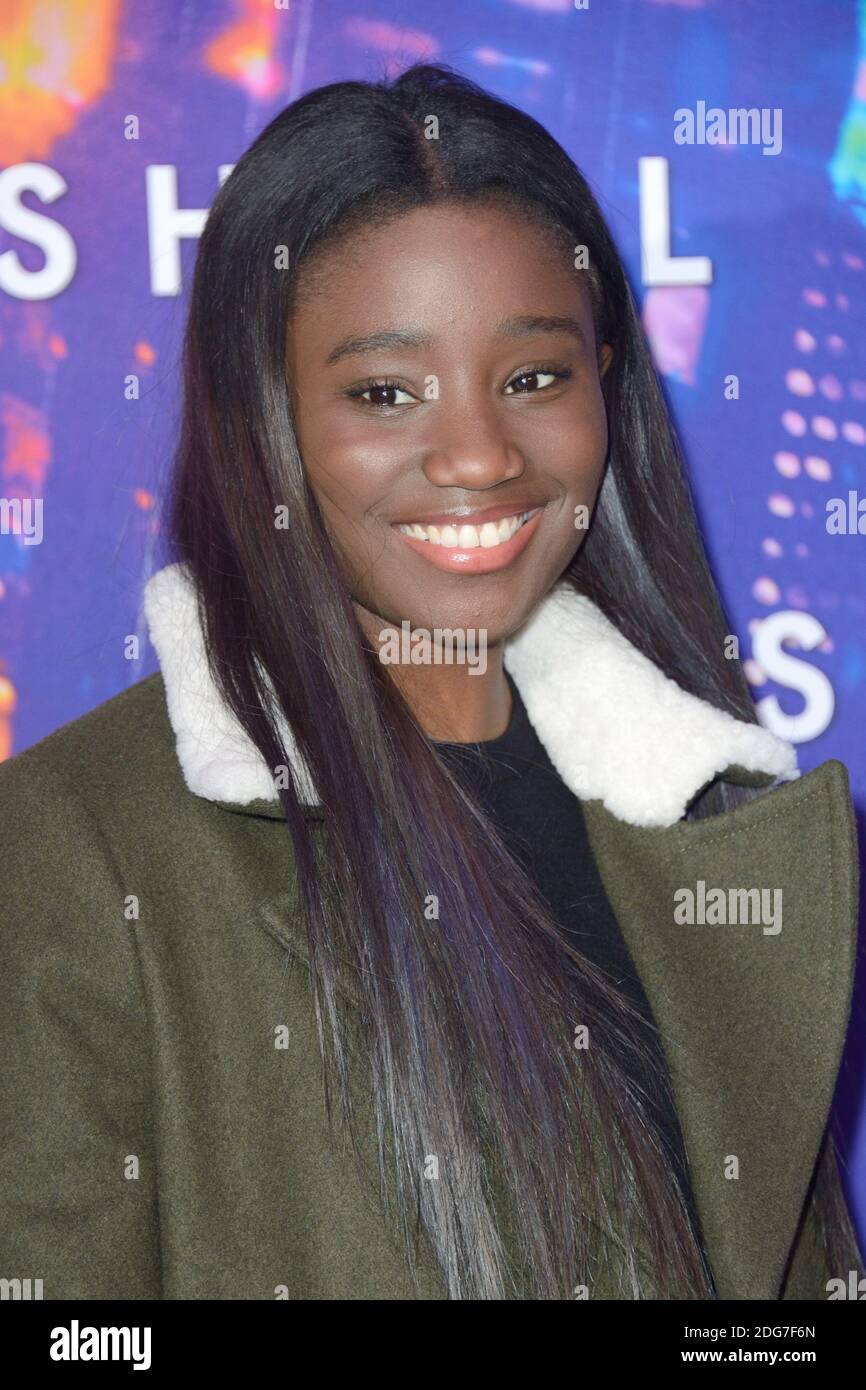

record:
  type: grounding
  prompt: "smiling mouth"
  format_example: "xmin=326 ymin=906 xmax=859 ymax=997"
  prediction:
xmin=396 ymin=509 xmax=537 ymax=550
xmin=391 ymin=505 xmax=546 ymax=575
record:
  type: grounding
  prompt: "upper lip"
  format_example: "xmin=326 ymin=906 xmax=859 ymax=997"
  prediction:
xmin=391 ymin=499 xmax=547 ymax=527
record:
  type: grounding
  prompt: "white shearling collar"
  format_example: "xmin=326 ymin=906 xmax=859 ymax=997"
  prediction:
xmin=143 ymin=561 xmax=798 ymax=829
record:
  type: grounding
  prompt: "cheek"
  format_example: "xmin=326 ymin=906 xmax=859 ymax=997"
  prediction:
xmin=302 ymin=432 xmax=393 ymax=523
xmin=565 ymin=430 xmax=608 ymax=551
xmin=516 ymin=381 xmax=608 ymax=473
xmin=558 ymin=390 xmax=609 ymax=476
xmin=301 ymin=438 xmax=403 ymax=593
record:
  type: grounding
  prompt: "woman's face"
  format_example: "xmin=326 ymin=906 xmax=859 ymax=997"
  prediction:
xmin=285 ymin=201 xmax=612 ymax=647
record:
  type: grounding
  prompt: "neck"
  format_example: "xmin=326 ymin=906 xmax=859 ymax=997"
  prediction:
xmin=355 ymin=603 xmax=512 ymax=743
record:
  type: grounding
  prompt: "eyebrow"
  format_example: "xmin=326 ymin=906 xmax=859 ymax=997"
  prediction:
xmin=324 ymin=314 xmax=590 ymax=366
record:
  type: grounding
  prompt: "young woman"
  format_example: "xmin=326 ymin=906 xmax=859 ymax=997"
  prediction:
xmin=0 ymin=62 xmax=862 ymax=1301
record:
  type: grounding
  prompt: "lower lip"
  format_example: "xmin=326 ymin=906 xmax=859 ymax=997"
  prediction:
xmin=392 ymin=508 xmax=545 ymax=575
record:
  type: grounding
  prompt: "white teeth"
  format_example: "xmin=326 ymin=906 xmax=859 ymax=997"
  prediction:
xmin=398 ymin=510 xmax=534 ymax=549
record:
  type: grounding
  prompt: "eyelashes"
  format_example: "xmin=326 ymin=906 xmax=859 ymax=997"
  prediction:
xmin=345 ymin=376 xmax=415 ymax=409
xmin=345 ymin=363 xmax=574 ymax=410
xmin=505 ymin=363 xmax=574 ymax=395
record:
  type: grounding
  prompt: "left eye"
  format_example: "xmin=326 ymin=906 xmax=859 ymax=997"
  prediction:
xmin=504 ymin=368 xmax=567 ymax=394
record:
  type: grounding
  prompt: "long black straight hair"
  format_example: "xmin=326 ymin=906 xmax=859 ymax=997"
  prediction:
xmin=166 ymin=62 xmax=855 ymax=1298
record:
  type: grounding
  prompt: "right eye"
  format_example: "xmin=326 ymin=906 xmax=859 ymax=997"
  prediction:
xmin=346 ymin=378 xmax=416 ymax=409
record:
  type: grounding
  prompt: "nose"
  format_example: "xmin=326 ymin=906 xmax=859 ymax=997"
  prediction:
xmin=421 ymin=413 xmax=526 ymax=492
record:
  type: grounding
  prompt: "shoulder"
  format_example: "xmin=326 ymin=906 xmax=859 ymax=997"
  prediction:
xmin=0 ymin=672 xmax=184 ymax=831
xmin=0 ymin=673 xmax=198 ymax=904
xmin=0 ymin=672 xmax=298 ymax=955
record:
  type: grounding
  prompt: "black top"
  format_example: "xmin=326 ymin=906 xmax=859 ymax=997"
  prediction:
xmin=434 ymin=673 xmax=710 ymax=1275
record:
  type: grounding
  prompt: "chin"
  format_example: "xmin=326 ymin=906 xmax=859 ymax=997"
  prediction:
xmin=360 ymin=577 xmax=551 ymax=652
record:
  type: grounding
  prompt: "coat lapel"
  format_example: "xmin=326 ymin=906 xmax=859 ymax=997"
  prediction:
xmin=581 ymin=760 xmax=859 ymax=1299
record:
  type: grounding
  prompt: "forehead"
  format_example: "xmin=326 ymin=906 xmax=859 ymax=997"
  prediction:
xmin=287 ymin=201 xmax=593 ymax=350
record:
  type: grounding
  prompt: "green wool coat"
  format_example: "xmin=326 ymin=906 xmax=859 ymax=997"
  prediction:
xmin=0 ymin=561 xmax=862 ymax=1300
